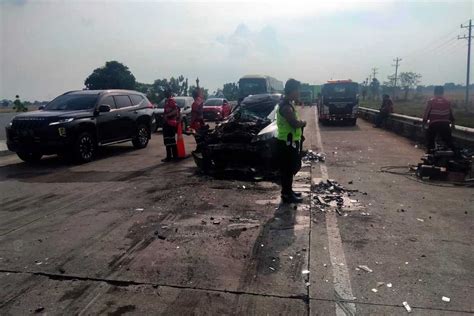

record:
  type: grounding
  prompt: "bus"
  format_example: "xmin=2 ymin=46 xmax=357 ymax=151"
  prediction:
xmin=318 ymin=80 xmax=359 ymax=125
xmin=238 ymin=75 xmax=284 ymax=102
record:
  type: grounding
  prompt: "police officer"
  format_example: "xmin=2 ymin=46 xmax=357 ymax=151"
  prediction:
xmin=162 ymin=90 xmax=179 ymax=162
xmin=277 ymin=79 xmax=307 ymax=204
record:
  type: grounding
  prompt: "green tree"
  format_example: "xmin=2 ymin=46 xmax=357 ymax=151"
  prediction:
xmin=84 ymin=61 xmax=136 ymax=90
xmin=13 ymin=95 xmax=27 ymax=112
xmin=369 ymin=78 xmax=380 ymax=100
xmin=399 ymin=72 xmax=422 ymax=100
xmin=222 ymin=82 xmax=239 ymax=100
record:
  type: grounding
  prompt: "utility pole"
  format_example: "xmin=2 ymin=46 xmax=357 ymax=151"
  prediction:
xmin=458 ymin=19 xmax=472 ymax=107
xmin=371 ymin=67 xmax=378 ymax=80
xmin=392 ymin=57 xmax=402 ymax=99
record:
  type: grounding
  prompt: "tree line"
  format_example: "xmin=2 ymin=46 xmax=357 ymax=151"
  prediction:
xmin=84 ymin=60 xmax=241 ymax=103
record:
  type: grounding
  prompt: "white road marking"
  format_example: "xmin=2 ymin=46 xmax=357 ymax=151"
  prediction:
xmin=313 ymin=108 xmax=356 ymax=316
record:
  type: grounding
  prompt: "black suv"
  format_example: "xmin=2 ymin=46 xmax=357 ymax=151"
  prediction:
xmin=6 ymin=90 xmax=155 ymax=163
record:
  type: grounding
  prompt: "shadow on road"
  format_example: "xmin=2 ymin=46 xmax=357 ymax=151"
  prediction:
xmin=0 ymin=145 xmax=165 ymax=183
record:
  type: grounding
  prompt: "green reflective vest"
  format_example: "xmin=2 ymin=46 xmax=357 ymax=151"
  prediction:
xmin=276 ymin=102 xmax=302 ymax=142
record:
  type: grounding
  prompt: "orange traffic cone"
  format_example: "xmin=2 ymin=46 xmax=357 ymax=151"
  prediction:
xmin=176 ymin=122 xmax=186 ymax=158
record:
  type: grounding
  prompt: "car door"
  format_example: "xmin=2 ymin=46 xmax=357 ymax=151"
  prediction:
xmin=95 ymin=95 xmax=118 ymax=144
xmin=113 ymin=95 xmax=135 ymax=139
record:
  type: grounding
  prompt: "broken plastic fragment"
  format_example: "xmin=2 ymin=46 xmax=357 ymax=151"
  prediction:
xmin=269 ymin=267 xmax=275 ymax=271
xmin=371 ymin=288 xmax=378 ymax=293
xmin=387 ymin=283 xmax=393 ymax=288
xmin=402 ymin=301 xmax=412 ymax=313
xmin=135 ymin=208 xmax=144 ymax=211
xmin=302 ymin=269 xmax=310 ymax=275
xmin=358 ymin=265 xmax=373 ymax=273
xmin=305 ymin=282 xmax=311 ymax=287
xmin=442 ymin=296 xmax=450 ymax=302
xmin=416 ymin=218 xmax=424 ymax=222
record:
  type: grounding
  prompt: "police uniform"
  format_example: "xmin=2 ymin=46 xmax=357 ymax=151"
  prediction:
xmin=276 ymin=100 xmax=303 ymax=197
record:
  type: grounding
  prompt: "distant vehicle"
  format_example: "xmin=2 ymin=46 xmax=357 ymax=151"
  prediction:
xmin=238 ymin=75 xmax=283 ymax=102
xmin=203 ymin=98 xmax=232 ymax=121
xmin=6 ymin=90 xmax=154 ymax=163
xmin=153 ymin=96 xmax=193 ymax=131
xmin=318 ymin=80 xmax=359 ymax=125
xmin=300 ymin=90 xmax=313 ymax=105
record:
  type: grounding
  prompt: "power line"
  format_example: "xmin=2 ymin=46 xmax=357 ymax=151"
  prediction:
xmin=458 ymin=19 xmax=473 ymax=106
xmin=401 ymin=26 xmax=460 ymax=60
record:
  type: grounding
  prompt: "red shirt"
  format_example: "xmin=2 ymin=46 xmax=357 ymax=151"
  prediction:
xmin=190 ymin=96 xmax=204 ymax=130
xmin=380 ymin=99 xmax=394 ymax=114
xmin=423 ymin=97 xmax=454 ymax=125
xmin=164 ymin=97 xmax=179 ymax=127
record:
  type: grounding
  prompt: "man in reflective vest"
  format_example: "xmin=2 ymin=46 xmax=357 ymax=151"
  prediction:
xmin=277 ymin=79 xmax=307 ymax=203
xmin=162 ymin=90 xmax=180 ymax=162
xmin=422 ymin=86 xmax=456 ymax=153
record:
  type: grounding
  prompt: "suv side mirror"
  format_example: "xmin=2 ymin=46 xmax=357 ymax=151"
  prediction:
xmin=98 ymin=104 xmax=111 ymax=113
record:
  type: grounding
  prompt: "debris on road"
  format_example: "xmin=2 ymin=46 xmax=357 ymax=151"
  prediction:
xmin=416 ymin=218 xmax=424 ymax=222
xmin=358 ymin=265 xmax=373 ymax=273
xmin=269 ymin=267 xmax=275 ymax=271
xmin=371 ymin=288 xmax=378 ymax=293
xmin=135 ymin=208 xmax=144 ymax=211
xmin=34 ymin=307 xmax=45 ymax=314
xmin=302 ymin=150 xmax=326 ymax=162
xmin=302 ymin=269 xmax=310 ymax=275
xmin=387 ymin=283 xmax=393 ymax=288
xmin=442 ymin=296 xmax=451 ymax=302
xmin=402 ymin=301 xmax=412 ymax=313
xmin=311 ymin=179 xmax=364 ymax=215
xmin=376 ymin=282 xmax=385 ymax=287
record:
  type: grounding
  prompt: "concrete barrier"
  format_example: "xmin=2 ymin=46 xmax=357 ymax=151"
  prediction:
xmin=358 ymin=107 xmax=474 ymax=148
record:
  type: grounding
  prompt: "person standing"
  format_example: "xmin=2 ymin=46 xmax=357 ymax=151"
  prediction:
xmin=277 ymin=79 xmax=307 ymax=204
xmin=162 ymin=90 xmax=179 ymax=162
xmin=422 ymin=86 xmax=456 ymax=152
xmin=374 ymin=94 xmax=394 ymax=128
xmin=190 ymin=88 xmax=205 ymax=132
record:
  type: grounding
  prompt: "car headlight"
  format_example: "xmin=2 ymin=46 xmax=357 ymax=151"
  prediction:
xmin=8 ymin=121 xmax=13 ymax=127
xmin=49 ymin=118 xmax=74 ymax=126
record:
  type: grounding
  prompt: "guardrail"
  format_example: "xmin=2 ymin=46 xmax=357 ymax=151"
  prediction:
xmin=358 ymin=106 xmax=474 ymax=148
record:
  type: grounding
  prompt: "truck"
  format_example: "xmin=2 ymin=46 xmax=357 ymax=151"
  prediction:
xmin=318 ymin=80 xmax=359 ymax=125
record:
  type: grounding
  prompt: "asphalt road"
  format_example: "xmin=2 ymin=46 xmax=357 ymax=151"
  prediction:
xmin=0 ymin=113 xmax=17 ymax=140
xmin=0 ymin=108 xmax=472 ymax=315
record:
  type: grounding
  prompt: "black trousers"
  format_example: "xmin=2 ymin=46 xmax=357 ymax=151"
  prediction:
xmin=163 ymin=124 xmax=178 ymax=158
xmin=374 ymin=112 xmax=389 ymax=127
xmin=277 ymin=140 xmax=301 ymax=196
xmin=426 ymin=122 xmax=455 ymax=151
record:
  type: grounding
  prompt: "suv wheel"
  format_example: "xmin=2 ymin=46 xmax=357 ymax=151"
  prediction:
xmin=74 ymin=132 xmax=95 ymax=163
xmin=132 ymin=124 xmax=150 ymax=149
xmin=17 ymin=151 xmax=42 ymax=163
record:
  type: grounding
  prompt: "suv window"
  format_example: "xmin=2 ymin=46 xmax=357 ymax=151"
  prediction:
xmin=44 ymin=94 xmax=98 ymax=111
xmin=176 ymin=99 xmax=185 ymax=108
xmin=101 ymin=96 xmax=116 ymax=109
xmin=114 ymin=95 xmax=132 ymax=108
xmin=130 ymin=94 xmax=144 ymax=105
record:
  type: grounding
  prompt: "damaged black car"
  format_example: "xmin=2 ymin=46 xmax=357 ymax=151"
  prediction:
xmin=192 ymin=94 xmax=282 ymax=175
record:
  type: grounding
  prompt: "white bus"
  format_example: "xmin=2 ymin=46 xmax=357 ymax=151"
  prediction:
xmin=238 ymin=75 xmax=284 ymax=101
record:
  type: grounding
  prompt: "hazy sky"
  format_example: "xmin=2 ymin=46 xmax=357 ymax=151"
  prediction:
xmin=1 ymin=0 xmax=472 ymax=100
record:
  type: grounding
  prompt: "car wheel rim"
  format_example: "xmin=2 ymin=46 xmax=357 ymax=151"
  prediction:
xmin=79 ymin=135 xmax=93 ymax=159
xmin=138 ymin=127 xmax=148 ymax=145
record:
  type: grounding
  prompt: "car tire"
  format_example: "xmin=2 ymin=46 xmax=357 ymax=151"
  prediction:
xmin=17 ymin=151 xmax=42 ymax=163
xmin=348 ymin=118 xmax=357 ymax=126
xmin=132 ymin=123 xmax=150 ymax=149
xmin=74 ymin=132 xmax=96 ymax=163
